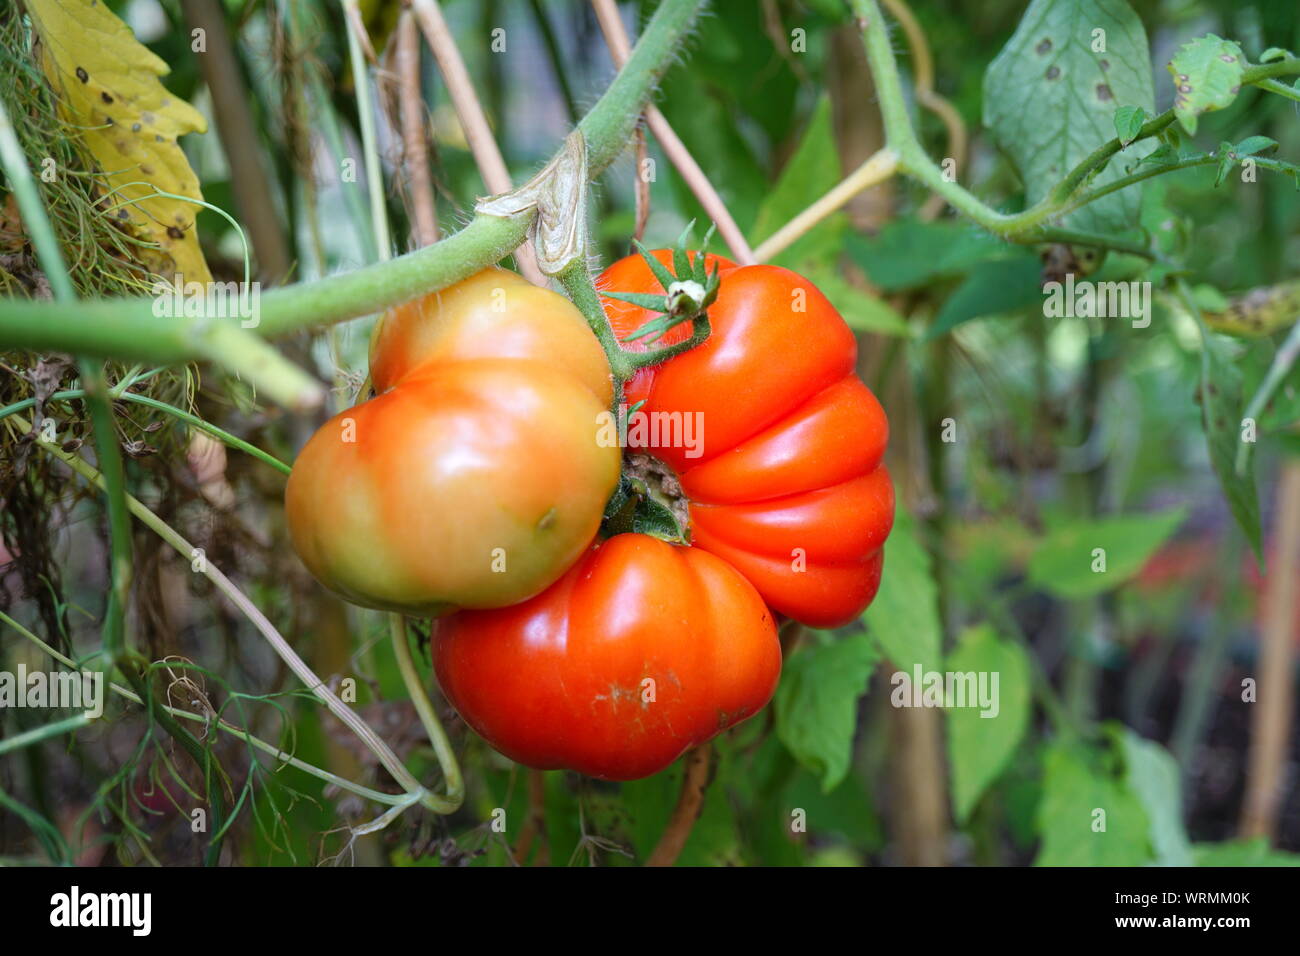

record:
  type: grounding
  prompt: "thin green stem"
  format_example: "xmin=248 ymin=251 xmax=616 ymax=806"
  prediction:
xmin=0 ymin=714 xmax=95 ymax=756
xmin=852 ymin=0 xmax=1300 ymax=248
xmin=78 ymin=362 xmax=134 ymax=665
xmin=113 ymin=392 xmax=293 ymax=475
xmin=1027 ymin=227 xmax=1156 ymax=260
xmin=1060 ymin=155 xmax=1218 ymax=215
xmin=0 ymin=389 xmax=292 ymax=474
xmin=389 ymin=614 xmax=464 ymax=809
xmin=1256 ymin=77 xmax=1300 ymax=103
xmin=0 ymin=98 xmax=75 ymax=301
xmin=622 ymin=316 xmax=711 ymax=370
xmin=557 ymin=259 xmax=628 ymax=377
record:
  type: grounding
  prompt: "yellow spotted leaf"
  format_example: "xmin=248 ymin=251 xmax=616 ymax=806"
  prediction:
xmin=28 ymin=0 xmax=211 ymax=284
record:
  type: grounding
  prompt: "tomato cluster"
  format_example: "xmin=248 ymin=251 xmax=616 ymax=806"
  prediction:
xmin=287 ymin=254 xmax=893 ymax=781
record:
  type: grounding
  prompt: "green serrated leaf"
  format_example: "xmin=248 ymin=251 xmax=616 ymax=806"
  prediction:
xmin=926 ymin=254 xmax=1043 ymax=339
xmin=1139 ymin=143 xmax=1180 ymax=167
xmin=1194 ymin=320 xmax=1263 ymax=559
xmin=802 ymin=268 xmax=910 ymax=336
xmin=1168 ymin=34 xmax=1246 ymax=135
xmin=1027 ymin=508 xmax=1187 ymax=600
xmin=1113 ymin=105 xmax=1146 ymax=144
xmin=863 ymin=506 xmax=942 ymax=675
xmin=775 ymin=630 xmax=879 ymax=793
xmin=845 ymin=220 xmax=1015 ymax=291
xmin=1194 ymin=837 xmax=1300 ymax=866
xmin=1114 ymin=726 xmax=1194 ymax=866
xmin=633 ymin=239 xmax=677 ymax=291
xmin=983 ymin=0 xmax=1155 ymax=233
xmin=945 ymin=625 xmax=1032 ymax=824
xmin=1234 ymin=135 xmax=1278 ymax=157
xmin=750 ymin=97 xmax=845 ymax=267
xmin=1035 ymin=742 xmax=1153 ymax=866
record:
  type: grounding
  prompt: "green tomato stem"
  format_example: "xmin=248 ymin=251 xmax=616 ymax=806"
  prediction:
xmin=389 ymin=614 xmax=465 ymax=811
xmin=0 ymin=0 xmax=706 ymax=368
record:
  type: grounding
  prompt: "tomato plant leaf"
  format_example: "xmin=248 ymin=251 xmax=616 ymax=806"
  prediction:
xmin=1194 ymin=322 xmax=1264 ymax=559
xmin=945 ymin=625 xmax=1033 ymax=824
xmin=863 ymin=506 xmax=942 ymax=675
xmin=1193 ymin=838 xmax=1300 ymax=866
xmin=845 ymin=220 xmax=1015 ymax=292
xmin=750 ymin=96 xmax=845 ymax=269
xmin=1168 ymin=34 xmax=1246 ymax=135
xmin=1113 ymin=726 xmax=1194 ymax=866
xmin=1034 ymin=742 xmax=1152 ymax=865
xmin=27 ymin=0 xmax=212 ymax=283
xmin=983 ymin=0 xmax=1155 ymax=234
xmin=802 ymin=267 xmax=910 ymax=336
xmin=926 ymin=254 xmax=1043 ymax=340
xmin=1234 ymin=135 xmax=1278 ymax=157
xmin=1027 ymin=508 xmax=1186 ymax=600
xmin=775 ymin=630 xmax=878 ymax=793
xmin=1113 ymin=105 xmax=1146 ymax=145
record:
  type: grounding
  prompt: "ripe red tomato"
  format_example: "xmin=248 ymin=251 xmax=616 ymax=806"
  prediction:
xmin=433 ymin=533 xmax=781 ymax=780
xmin=286 ymin=269 xmax=620 ymax=616
xmin=598 ymin=252 xmax=894 ymax=628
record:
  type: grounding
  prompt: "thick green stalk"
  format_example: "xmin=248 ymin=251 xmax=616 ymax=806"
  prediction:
xmin=0 ymin=96 xmax=134 ymax=664
xmin=851 ymin=0 xmax=1300 ymax=246
xmin=0 ymin=0 xmax=705 ymax=361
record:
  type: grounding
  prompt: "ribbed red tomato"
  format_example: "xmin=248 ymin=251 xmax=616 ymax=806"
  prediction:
xmin=598 ymin=252 xmax=894 ymax=628
xmin=286 ymin=269 xmax=619 ymax=616
xmin=433 ymin=533 xmax=781 ymax=780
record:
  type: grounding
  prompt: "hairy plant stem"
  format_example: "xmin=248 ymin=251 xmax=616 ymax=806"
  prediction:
xmin=555 ymin=259 xmax=711 ymax=386
xmin=0 ymin=0 xmax=705 ymax=364
xmin=851 ymin=0 xmax=1300 ymax=252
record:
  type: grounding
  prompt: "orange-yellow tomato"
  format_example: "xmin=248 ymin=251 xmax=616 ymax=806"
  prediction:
xmin=286 ymin=269 xmax=620 ymax=616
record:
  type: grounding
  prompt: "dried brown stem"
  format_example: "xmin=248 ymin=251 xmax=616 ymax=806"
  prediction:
xmin=180 ymin=0 xmax=292 ymax=282
xmin=590 ymin=0 xmax=755 ymax=264
xmin=1240 ymin=462 xmax=1300 ymax=840
xmin=512 ymin=769 xmax=550 ymax=865
xmin=645 ymin=744 xmax=711 ymax=866
xmin=396 ymin=10 xmax=439 ymax=247
xmin=411 ymin=0 xmax=545 ymax=284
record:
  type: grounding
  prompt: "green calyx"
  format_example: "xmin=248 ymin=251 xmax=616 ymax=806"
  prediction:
xmin=605 ymin=222 xmax=722 ymax=347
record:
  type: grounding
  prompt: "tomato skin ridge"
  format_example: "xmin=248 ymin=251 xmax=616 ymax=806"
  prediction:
xmin=598 ymin=251 xmax=896 ymax=628
xmin=432 ymin=534 xmax=781 ymax=780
